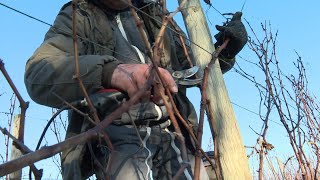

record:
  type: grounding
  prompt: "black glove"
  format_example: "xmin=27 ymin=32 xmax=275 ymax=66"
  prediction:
xmin=214 ymin=12 xmax=248 ymax=69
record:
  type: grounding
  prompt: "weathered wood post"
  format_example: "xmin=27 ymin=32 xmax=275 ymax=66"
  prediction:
xmin=9 ymin=115 xmax=23 ymax=179
xmin=177 ymin=0 xmax=252 ymax=179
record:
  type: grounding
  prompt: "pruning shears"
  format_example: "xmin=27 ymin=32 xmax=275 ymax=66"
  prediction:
xmin=171 ymin=66 xmax=202 ymax=86
xmin=85 ymin=66 xmax=202 ymax=109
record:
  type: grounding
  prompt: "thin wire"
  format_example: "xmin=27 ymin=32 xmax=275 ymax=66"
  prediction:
xmin=201 ymin=0 xmax=227 ymax=20
xmin=231 ymin=101 xmax=283 ymax=126
xmin=4 ymin=1 xmax=237 ymax=72
xmin=241 ymin=0 xmax=247 ymax=12
xmin=0 ymin=3 xmax=142 ymax=64
xmin=208 ymin=4 xmax=227 ymax=20
xmin=0 ymin=3 xmax=52 ymax=27
xmin=0 ymin=2 xmax=302 ymax=129
xmin=0 ymin=1 xmax=232 ymax=65
xmin=128 ymin=2 xmax=214 ymax=55
xmin=233 ymin=56 xmax=301 ymax=113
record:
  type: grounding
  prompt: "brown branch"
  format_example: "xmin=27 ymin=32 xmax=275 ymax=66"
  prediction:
xmin=0 ymin=59 xmax=41 ymax=178
xmin=206 ymin=100 xmax=222 ymax=179
xmin=4 ymin=94 xmax=16 ymax=170
xmin=127 ymin=0 xmax=153 ymax=59
xmin=0 ymin=127 xmax=32 ymax=155
xmin=168 ymin=19 xmax=194 ymax=68
xmin=52 ymin=92 xmax=96 ymax=125
xmin=0 ymin=127 xmax=43 ymax=179
xmin=0 ymin=127 xmax=97 ymax=176
xmin=152 ymin=0 xmax=188 ymax=64
xmin=271 ymin=35 xmax=310 ymax=178
xmin=272 ymin=49 xmax=308 ymax=179
xmin=170 ymin=93 xmax=215 ymax=167
xmin=0 ymin=59 xmax=29 ymax=122
xmin=0 ymin=59 xmax=28 ymax=142
xmin=71 ymin=0 xmax=100 ymax=124
xmin=194 ymin=62 xmax=209 ymax=180
xmin=29 ymin=165 xmax=43 ymax=180
xmin=129 ymin=0 xmax=192 ymax=163
xmin=258 ymin=79 xmax=272 ymax=180
xmin=87 ymin=142 xmax=108 ymax=178
xmin=127 ymin=1 xmax=188 ymax=160
xmin=99 ymin=130 xmax=114 ymax=152
xmin=194 ymin=40 xmax=230 ymax=179
xmin=70 ymin=3 xmax=117 ymax=175
xmin=98 ymin=131 xmax=113 ymax=179
xmin=154 ymin=82 xmax=188 ymax=161
xmin=246 ymin=21 xmax=320 ymax=179
xmin=0 ymin=82 xmax=150 ymax=176
xmin=148 ymin=0 xmax=196 ymax=164
xmin=157 ymin=39 xmax=231 ymax=179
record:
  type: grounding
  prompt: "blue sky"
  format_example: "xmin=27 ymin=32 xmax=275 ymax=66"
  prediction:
xmin=1 ymin=0 xmax=319 ymax=178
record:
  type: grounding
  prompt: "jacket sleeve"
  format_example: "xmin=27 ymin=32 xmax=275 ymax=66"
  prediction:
xmin=24 ymin=3 xmax=119 ymax=108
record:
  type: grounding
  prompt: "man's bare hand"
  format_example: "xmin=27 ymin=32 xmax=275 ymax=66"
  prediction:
xmin=111 ymin=64 xmax=178 ymax=98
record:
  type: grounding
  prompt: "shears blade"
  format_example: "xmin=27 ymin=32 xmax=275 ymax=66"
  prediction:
xmin=172 ymin=66 xmax=202 ymax=86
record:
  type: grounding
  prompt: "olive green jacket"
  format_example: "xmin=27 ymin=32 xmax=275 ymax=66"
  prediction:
xmin=24 ymin=0 xmax=199 ymax=131
xmin=25 ymin=0 xmax=191 ymax=106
